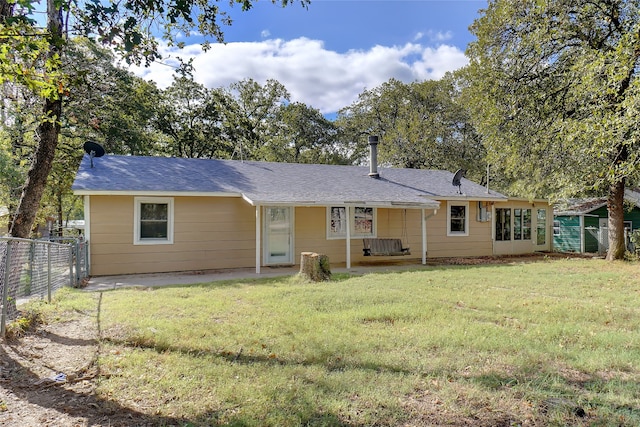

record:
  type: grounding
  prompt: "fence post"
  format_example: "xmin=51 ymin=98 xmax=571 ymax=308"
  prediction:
xmin=84 ymin=239 xmax=90 ymax=277
xmin=69 ymin=244 xmax=75 ymax=287
xmin=1 ymin=241 xmax=12 ymax=338
xmin=27 ymin=240 xmax=35 ymax=295
xmin=47 ymin=244 xmax=52 ymax=303
xmin=74 ymin=241 xmax=81 ymax=285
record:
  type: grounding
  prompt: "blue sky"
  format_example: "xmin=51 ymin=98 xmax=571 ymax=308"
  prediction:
xmin=130 ymin=0 xmax=487 ymax=115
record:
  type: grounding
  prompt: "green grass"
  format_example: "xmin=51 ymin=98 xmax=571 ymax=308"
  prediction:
xmin=56 ymin=259 xmax=640 ymax=425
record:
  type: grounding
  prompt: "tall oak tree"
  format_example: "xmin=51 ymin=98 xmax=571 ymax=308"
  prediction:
xmin=463 ymin=0 xmax=640 ymax=260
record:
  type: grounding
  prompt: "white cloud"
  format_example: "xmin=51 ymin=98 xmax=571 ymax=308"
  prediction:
xmin=429 ymin=30 xmax=453 ymax=42
xmin=129 ymin=37 xmax=468 ymax=114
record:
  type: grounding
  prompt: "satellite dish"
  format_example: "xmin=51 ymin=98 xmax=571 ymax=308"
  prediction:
xmin=83 ymin=141 xmax=105 ymax=168
xmin=452 ymin=169 xmax=466 ymax=194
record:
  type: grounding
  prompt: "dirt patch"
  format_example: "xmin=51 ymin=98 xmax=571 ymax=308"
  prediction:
xmin=0 ymin=296 xmax=180 ymax=427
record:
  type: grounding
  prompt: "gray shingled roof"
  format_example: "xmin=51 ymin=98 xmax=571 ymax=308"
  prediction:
xmin=72 ymin=155 xmax=507 ymax=208
xmin=554 ymin=198 xmax=607 ymax=216
xmin=554 ymin=190 xmax=640 ymax=216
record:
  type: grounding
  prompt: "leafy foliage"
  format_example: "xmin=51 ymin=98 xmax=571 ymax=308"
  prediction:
xmin=262 ymin=102 xmax=345 ymax=164
xmin=62 ymin=38 xmax=165 ymax=156
xmin=154 ymin=75 xmax=232 ymax=158
xmin=1 ymin=0 xmax=308 ymax=238
xmin=463 ymin=0 xmax=640 ymax=259
xmin=336 ymin=76 xmax=487 ymax=180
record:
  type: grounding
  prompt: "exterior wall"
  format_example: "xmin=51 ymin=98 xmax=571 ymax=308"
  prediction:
xmin=88 ymin=195 xmax=550 ymax=276
xmin=493 ymin=201 xmax=552 ymax=255
xmin=294 ymin=204 xmax=495 ymax=264
xmin=553 ymin=215 xmax=582 ymax=252
xmin=294 ymin=207 xmax=428 ymax=264
xmin=554 ymin=204 xmax=640 ymax=254
xmin=88 ymin=195 xmax=256 ymax=275
xmin=421 ymin=202 xmax=493 ymax=258
xmin=591 ymin=205 xmax=640 ymax=230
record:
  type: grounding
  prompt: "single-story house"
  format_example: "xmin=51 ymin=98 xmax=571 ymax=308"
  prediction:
xmin=72 ymin=142 xmax=552 ymax=276
xmin=553 ymin=190 xmax=640 ymax=253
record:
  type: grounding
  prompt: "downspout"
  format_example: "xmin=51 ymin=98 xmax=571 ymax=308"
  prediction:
xmin=255 ymin=205 xmax=261 ymax=274
xmin=346 ymin=205 xmax=352 ymax=269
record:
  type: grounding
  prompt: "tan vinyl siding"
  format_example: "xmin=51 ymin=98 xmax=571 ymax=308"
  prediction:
xmin=88 ymin=196 xmax=550 ymax=275
xmin=424 ymin=202 xmax=493 ymax=258
xmin=293 ymin=205 xmax=493 ymax=264
xmin=493 ymin=200 xmax=552 ymax=255
xmin=89 ymin=195 xmax=256 ymax=275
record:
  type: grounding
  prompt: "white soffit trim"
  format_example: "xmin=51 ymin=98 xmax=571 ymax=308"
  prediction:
xmin=72 ymin=190 xmax=243 ymax=197
xmin=244 ymin=199 xmax=439 ymax=209
xmin=438 ymin=196 xmax=508 ymax=202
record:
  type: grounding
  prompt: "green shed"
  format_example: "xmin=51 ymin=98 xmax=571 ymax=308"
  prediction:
xmin=554 ymin=190 xmax=640 ymax=254
xmin=553 ymin=213 xmax=600 ymax=253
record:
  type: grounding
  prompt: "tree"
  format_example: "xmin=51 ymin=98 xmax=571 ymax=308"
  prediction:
xmin=154 ymin=75 xmax=232 ymax=159
xmin=1 ymin=0 xmax=308 ymax=237
xmin=463 ymin=0 xmax=640 ymax=260
xmin=62 ymin=39 xmax=165 ymax=156
xmin=1 ymin=39 xmax=169 ymax=237
xmin=262 ymin=102 xmax=343 ymax=164
xmin=6 ymin=0 xmax=64 ymax=237
xmin=336 ymin=77 xmax=486 ymax=180
xmin=223 ymin=78 xmax=290 ymax=160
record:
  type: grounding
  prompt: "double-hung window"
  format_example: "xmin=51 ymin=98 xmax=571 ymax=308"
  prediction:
xmin=327 ymin=206 xmax=376 ymax=239
xmin=447 ymin=201 xmax=469 ymax=236
xmin=134 ymin=197 xmax=174 ymax=245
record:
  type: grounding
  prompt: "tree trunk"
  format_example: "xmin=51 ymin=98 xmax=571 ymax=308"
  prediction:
xmin=8 ymin=0 xmax=63 ymax=238
xmin=606 ymin=178 xmax=626 ymax=261
xmin=9 ymin=97 xmax=62 ymax=237
xmin=0 ymin=0 xmax=12 ymax=19
xmin=299 ymin=252 xmax=331 ymax=282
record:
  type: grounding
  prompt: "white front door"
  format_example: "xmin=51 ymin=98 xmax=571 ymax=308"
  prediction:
xmin=264 ymin=207 xmax=294 ymax=265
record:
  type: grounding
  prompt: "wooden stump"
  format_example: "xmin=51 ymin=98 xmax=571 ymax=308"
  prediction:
xmin=299 ymin=252 xmax=331 ymax=282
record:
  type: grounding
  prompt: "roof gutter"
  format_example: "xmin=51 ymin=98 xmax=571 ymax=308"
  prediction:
xmin=72 ymin=190 xmax=243 ymax=198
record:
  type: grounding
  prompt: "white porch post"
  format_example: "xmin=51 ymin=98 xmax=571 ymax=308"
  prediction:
xmin=255 ymin=205 xmax=261 ymax=274
xmin=422 ymin=209 xmax=427 ymax=265
xmin=84 ymin=195 xmax=91 ymax=274
xmin=346 ymin=206 xmax=352 ymax=269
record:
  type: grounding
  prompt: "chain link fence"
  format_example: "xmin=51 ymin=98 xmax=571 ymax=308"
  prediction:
xmin=0 ymin=237 xmax=89 ymax=337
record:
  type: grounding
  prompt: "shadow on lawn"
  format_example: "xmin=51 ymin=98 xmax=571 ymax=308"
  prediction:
xmin=0 ymin=293 xmax=379 ymax=427
xmin=0 ymin=335 xmax=187 ymax=426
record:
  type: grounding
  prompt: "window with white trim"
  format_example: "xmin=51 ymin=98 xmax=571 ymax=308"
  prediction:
xmin=447 ymin=201 xmax=469 ymax=236
xmin=495 ymin=208 xmax=511 ymax=241
xmin=327 ymin=206 xmax=376 ymax=239
xmin=514 ymin=209 xmax=532 ymax=240
xmin=134 ymin=197 xmax=174 ymax=245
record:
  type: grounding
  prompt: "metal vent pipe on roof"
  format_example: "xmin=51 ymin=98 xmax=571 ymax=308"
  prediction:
xmin=368 ymin=135 xmax=380 ymax=178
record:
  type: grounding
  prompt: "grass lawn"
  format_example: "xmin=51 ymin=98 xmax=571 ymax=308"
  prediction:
xmin=61 ymin=258 xmax=640 ymax=425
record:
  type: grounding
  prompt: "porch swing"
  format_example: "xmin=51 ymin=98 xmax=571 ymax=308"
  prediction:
xmin=362 ymin=209 xmax=411 ymax=256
